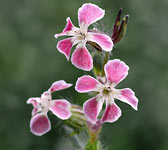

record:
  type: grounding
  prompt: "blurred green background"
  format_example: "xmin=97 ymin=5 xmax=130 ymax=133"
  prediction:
xmin=0 ymin=0 xmax=168 ymax=150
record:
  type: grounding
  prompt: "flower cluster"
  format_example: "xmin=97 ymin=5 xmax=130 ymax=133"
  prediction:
xmin=27 ymin=3 xmax=139 ymax=141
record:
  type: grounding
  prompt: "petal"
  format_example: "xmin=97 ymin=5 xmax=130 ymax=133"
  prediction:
xmin=49 ymin=100 xmax=71 ymax=120
xmin=78 ymin=3 xmax=105 ymax=26
xmin=104 ymin=59 xmax=129 ymax=85
xmin=101 ymin=102 xmax=121 ymax=123
xmin=57 ymin=38 xmax=73 ymax=60
xmin=49 ymin=80 xmax=72 ymax=93
xmin=55 ymin=17 xmax=75 ymax=38
xmin=30 ymin=114 xmax=51 ymax=136
xmin=88 ymin=32 xmax=113 ymax=52
xmin=71 ymin=45 xmax=93 ymax=71
xmin=114 ymin=88 xmax=139 ymax=110
xmin=83 ymin=97 xmax=104 ymax=124
xmin=27 ymin=97 xmax=40 ymax=107
xmin=75 ymin=75 xmax=101 ymax=93
xmin=32 ymin=108 xmax=38 ymax=116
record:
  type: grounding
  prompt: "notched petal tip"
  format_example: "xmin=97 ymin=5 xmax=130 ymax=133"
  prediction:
xmin=50 ymin=100 xmax=72 ymax=120
xmin=104 ymin=59 xmax=129 ymax=85
xmin=115 ymin=88 xmax=139 ymax=111
xmin=78 ymin=3 xmax=105 ymax=26
xmin=75 ymin=75 xmax=100 ymax=93
xmin=27 ymin=98 xmax=39 ymax=107
xmin=30 ymin=114 xmax=51 ymax=136
xmin=63 ymin=17 xmax=74 ymax=32
xmin=55 ymin=17 xmax=74 ymax=39
xmin=49 ymin=80 xmax=72 ymax=93
xmin=101 ymin=103 xmax=122 ymax=123
xmin=88 ymin=32 xmax=113 ymax=52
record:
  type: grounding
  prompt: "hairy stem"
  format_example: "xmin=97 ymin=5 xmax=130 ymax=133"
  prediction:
xmin=85 ymin=121 xmax=102 ymax=150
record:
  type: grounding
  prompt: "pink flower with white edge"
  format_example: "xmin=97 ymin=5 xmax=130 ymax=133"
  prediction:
xmin=75 ymin=59 xmax=139 ymax=124
xmin=27 ymin=80 xmax=72 ymax=136
xmin=55 ymin=3 xmax=113 ymax=71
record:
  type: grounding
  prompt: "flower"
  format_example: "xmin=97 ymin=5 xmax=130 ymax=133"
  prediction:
xmin=75 ymin=59 xmax=139 ymax=124
xmin=55 ymin=3 xmax=113 ymax=71
xmin=27 ymin=80 xmax=72 ymax=136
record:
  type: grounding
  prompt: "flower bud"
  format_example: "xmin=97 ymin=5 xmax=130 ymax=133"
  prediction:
xmin=64 ymin=105 xmax=87 ymax=129
xmin=112 ymin=8 xmax=129 ymax=44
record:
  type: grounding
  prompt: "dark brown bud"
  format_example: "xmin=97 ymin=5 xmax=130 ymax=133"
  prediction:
xmin=112 ymin=8 xmax=129 ymax=44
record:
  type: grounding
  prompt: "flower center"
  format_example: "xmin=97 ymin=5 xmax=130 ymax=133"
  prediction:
xmin=76 ymin=31 xmax=87 ymax=41
xmin=74 ymin=24 xmax=88 ymax=42
xmin=102 ymin=87 xmax=111 ymax=96
xmin=37 ymin=92 xmax=52 ymax=113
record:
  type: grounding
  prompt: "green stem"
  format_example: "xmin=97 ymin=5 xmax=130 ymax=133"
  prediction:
xmin=85 ymin=121 xmax=102 ymax=150
xmin=85 ymin=139 xmax=102 ymax=150
xmin=101 ymin=52 xmax=110 ymax=76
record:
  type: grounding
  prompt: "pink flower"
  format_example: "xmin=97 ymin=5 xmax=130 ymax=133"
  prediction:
xmin=27 ymin=80 xmax=72 ymax=136
xmin=75 ymin=59 xmax=139 ymax=124
xmin=55 ymin=3 xmax=113 ymax=71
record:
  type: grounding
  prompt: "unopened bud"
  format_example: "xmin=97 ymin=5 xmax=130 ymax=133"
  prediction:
xmin=112 ymin=8 xmax=129 ymax=44
xmin=64 ymin=105 xmax=87 ymax=129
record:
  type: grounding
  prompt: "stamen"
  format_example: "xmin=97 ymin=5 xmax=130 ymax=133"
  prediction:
xmin=102 ymin=86 xmax=112 ymax=97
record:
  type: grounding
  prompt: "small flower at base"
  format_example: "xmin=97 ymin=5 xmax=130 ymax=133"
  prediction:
xmin=27 ymin=80 xmax=72 ymax=136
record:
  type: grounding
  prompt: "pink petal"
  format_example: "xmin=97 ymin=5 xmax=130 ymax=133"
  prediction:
xmin=78 ymin=3 xmax=105 ymax=26
xmin=75 ymin=75 xmax=101 ymax=93
xmin=27 ymin=98 xmax=40 ymax=107
xmin=49 ymin=80 xmax=72 ymax=93
xmin=32 ymin=108 xmax=38 ymax=116
xmin=104 ymin=59 xmax=129 ymax=85
xmin=49 ymin=100 xmax=71 ymax=120
xmin=55 ymin=17 xmax=74 ymax=38
xmin=30 ymin=114 xmax=51 ymax=136
xmin=89 ymin=32 xmax=113 ymax=52
xmin=71 ymin=45 xmax=93 ymax=71
xmin=115 ymin=88 xmax=138 ymax=110
xmin=83 ymin=97 xmax=104 ymax=124
xmin=57 ymin=38 xmax=73 ymax=60
xmin=101 ymin=103 xmax=121 ymax=123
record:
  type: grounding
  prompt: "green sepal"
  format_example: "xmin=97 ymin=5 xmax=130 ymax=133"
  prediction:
xmin=85 ymin=140 xmax=102 ymax=150
xmin=92 ymin=51 xmax=105 ymax=77
xmin=63 ymin=105 xmax=87 ymax=131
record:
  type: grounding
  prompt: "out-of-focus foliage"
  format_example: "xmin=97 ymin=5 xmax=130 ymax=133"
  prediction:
xmin=0 ymin=0 xmax=168 ymax=150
